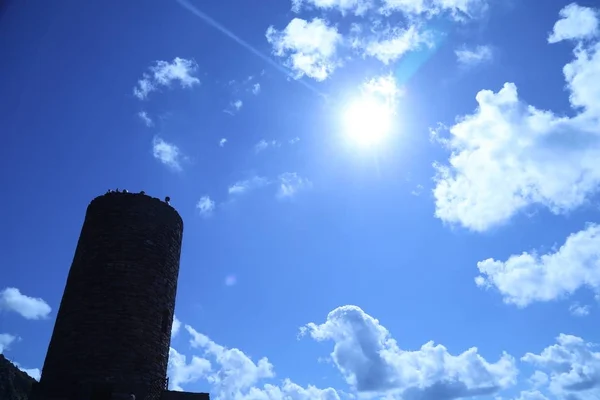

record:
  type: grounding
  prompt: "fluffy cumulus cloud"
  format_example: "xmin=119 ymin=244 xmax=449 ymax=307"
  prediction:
xmin=152 ymin=136 xmax=184 ymax=171
xmin=168 ymin=322 xmax=341 ymax=399
xmin=433 ymin=3 xmax=600 ymax=232
xmin=522 ymin=334 xmax=600 ymax=399
xmin=475 ymin=223 xmax=600 ymax=307
xmin=185 ymin=325 xmax=275 ymax=395
xmin=272 ymin=0 xmax=490 ymax=79
xmin=300 ymin=305 xmax=517 ymax=398
xmin=266 ymin=18 xmax=342 ymax=81
xmin=168 ymin=347 xmax=212 ymax=391
xmin=455 ymin=44 xmax=493 ymax=67
xmin=0 ymin=287 xmax=51 ymax=320
xmin=548 ymin=3 xmax=599 ymax=44
xmin=169 ymin=309 xmax=526 ymax=400
xmin=196 ymin=196 xmax=215 ymax=217
xmin=133 ymin=57 xmax=200 ymax=100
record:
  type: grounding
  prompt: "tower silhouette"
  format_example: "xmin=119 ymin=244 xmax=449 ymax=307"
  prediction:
xmin=31 ymin=191 xmax=209 ymax=400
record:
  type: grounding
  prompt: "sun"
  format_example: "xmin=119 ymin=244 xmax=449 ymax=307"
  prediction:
xmin=342 ymin=95 xmax=394 ymax=147
xmin=340 ymin=75 xmax=400 ymax=148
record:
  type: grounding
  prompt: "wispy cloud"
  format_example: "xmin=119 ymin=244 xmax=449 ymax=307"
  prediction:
xmin=569 ymin=303 xmax=591 ymax=317
xmin=411 ymin=184 xmax=424 ymax=196
xmin=228 ymin=176 xmax=270 ymax=195
xmin=152 ymin=137 xmax=183 ymax=171
xmin=254 ymin=139 xmax=281 ymax=154
xmin=252 ymin=83 xmax=261 ymax=95
xmin=277 ymin=172 xmax=312 ymax=199
xmin=219 ymin=138 xmax=227 ymax=147
xmin=0 ymin=333 xmax=16 ymax=353
xmin=133 ymin=57 xmax=200 ymax=100
xmin=137 ymin=111 xmax=154 ymax=127
xmin=196 ymin=196 xmax=215 ymax=217
xmin=289 ymin=137 xmax=300 ymax=145
xmin=223 ymin=100 xmax=243 ymax=115
xmin=455 ymin=45 xmax=493 ymax=68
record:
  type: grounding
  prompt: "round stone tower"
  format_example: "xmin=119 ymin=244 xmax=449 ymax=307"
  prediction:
xmin=37 ymin=191 xmax=183 ymax=399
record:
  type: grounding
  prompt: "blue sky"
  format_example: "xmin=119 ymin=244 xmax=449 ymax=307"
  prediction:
xmin=1 ymin=0 xmax=600 ymax=399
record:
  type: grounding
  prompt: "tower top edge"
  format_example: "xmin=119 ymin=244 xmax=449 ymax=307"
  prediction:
xmin=89 ymin=190 xmax=183 ymax=227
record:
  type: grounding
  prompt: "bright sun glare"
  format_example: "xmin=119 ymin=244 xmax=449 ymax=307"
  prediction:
xmin=341 ymin=76 xmax=399 ymax=148
xmin=343 ymin=96 xmax=394 ymax=147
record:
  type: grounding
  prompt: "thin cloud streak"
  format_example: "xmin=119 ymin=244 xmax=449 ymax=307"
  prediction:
xmin=175 ymin=0 xmax=322 ymax=95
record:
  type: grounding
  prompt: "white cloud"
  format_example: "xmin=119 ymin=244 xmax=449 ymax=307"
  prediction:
xmin=255 ymin=140 xmax=269 ymax=153
xmin=133 ymin=57 xmax=200 ymax=100
xmin=300 ymin=305 xmax=517 ymax=397
xmin=172 ymin=315 xmax=182 ymax=338
xmin=529 ymin=371 xmax=549 ymax=388
xmin=235 ymin=380 xmax=342 ymax=400
xmin=168 ymin=320 xmax=340 ymax=399
xmin=363 ymin=74 xmax=402 ymax=106
xmin=364 ymin=25 xmax=432 ymax=64
xmin=16 ymin=365 xmax=40 ymax=381
xmin=569 ymin=302 xmax=591 ymax=317
xmin=522 ymin=334 xmax=600 ymax=399
xmin=228 ymin=176 xmax=270 ymax=195
xmin=0 ymin=288 xmax=51 ymax=320
xmin=186 ymin=325 xmax=275 ymax=394
xmin=411 ymin=184 xmax=424 ymax=196
xmin=196 ymin=196 xmax=215 ymax=217
xmin=219 ymin=138 xmax=227 ymax=147
xmin=455 ymin=45 xmax=493 ymax=67
xmin=255 ymin=139 xmax=281 ymax=153
xmin=548 ymin=3 xmax=599 ymax=44
xmin=513 ymin=390 xmax=550 ymax=400
xmin=0 ymin=333 xmax=16 ymax=353
xmin=292 ymin=0 xmax=373 ymax=16
xmin=475 ymin=224 xmax=600 ymax=307
xmin=277 ymin=173 xmax=312 ymax=199
xmin=381 ymin=0 xmax=487 ymax=19
xmin=433 ymin=13 xmax=600 ymax=231
xmin=168 ymin=347 xmax=212 ymax=391
xmin=266 ymin=18 xmax=342 ymax=81
xmin=224 ymin=100 xmax=243 ymax=115
xmin=252 ymin=83 xmax=261 ymax=95
xmin=289 ymin=137 xmax=300 ymax=144
xmin=226 ymin=173 xmax=311 ymax=200
xmin=137 ymin=111 xmax=154 ymax=127
xmin=152 ymin=137 xmax=183 ymax=171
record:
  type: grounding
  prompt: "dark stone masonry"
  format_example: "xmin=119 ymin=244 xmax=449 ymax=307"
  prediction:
xmin=29 ymin=191 xmax=209 ymax=400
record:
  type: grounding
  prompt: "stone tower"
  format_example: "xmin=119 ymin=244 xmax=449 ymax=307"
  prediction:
xmin=31 ymin=191 xmax=208 ymax=400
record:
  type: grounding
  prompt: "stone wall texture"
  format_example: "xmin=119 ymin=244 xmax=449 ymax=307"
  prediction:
xmin=36 ymin=192 xmax=184 ymax=399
